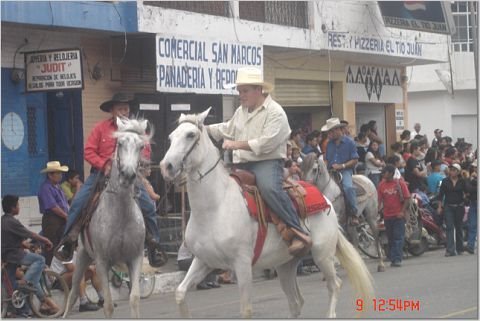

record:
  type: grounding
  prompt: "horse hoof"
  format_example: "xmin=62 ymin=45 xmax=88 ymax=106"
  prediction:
xmin=377 ymin=265 xmax=385 ymax=272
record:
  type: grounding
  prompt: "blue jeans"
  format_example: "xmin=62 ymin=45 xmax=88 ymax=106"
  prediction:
xmin=237 ymin=159 xmax=305 ymax=233
xmin=444 ymin=204 xmax=464 ymax=254
xmin=341 ymin=169 xmax=358 ymax=216
xmin=368 ymin=173 xmax=381 ymax=188
xmin=64 ymin=171 xmax=160 ymax=242
xmin=467 ymin=201 xmax=477 ymax=250
xmin=20 ymin=252 xmax=46 ymax=301
xmin=385 ymin=218 xmax=405 ymax=263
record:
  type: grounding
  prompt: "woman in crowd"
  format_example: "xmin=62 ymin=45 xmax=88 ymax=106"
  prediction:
xmin=365 ymin=141 xmax=385 ymax=187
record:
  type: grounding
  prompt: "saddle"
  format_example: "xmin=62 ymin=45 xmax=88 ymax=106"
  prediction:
xmin=230 ymin=169 xmax=330 ymax=263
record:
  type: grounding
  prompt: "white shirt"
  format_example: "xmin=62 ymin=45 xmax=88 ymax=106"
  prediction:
xmin=208 ymin=95 xmax=291 ymax=163
xmin=50 ymin=252 xmax=76 ymax=275
xmin=365 ymin=151 xmax=382 ymax=174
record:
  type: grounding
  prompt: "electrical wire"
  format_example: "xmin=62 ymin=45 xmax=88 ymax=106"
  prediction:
xmin=112 ymin=2 xmax=128 ymax=64
xmin=229 ymin=2 xmax=241 ymax=42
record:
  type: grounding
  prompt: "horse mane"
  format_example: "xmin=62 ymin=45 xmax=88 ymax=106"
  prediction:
xmin=113 ymin=117 xmax=154 ymax=142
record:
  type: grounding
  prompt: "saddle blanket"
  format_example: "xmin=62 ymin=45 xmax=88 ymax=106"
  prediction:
xmin=243 ymin=180 xmax=330 ymax=222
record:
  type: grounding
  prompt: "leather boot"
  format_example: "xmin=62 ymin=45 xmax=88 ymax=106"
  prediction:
xmin=145 ymin=236 xmax=168 ymax=268
xmin=288 ymin=228 xmax=313 ymax=257
xmin=54 ymin=239 xmax=75 ymax=262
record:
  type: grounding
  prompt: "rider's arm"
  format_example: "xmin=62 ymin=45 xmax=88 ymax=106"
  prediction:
xmin=30 ymin=232 xmax=53 ymax=251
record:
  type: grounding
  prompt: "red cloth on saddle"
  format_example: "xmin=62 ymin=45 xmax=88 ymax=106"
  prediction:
xmin=244 ymin=180 xmax=330 ymax=222
xmin=240 ymin=180 xmax=330 ymax=265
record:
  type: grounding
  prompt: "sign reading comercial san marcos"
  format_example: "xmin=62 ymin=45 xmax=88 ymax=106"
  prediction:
xmin=25 ymin=48 xmax=83 ymax=93
xmin=156 ymin=34 xmax=263 ymax=94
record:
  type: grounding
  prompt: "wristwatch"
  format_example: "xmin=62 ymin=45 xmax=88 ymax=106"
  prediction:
xmin=342 ymin=163 xmax=346 ymax=169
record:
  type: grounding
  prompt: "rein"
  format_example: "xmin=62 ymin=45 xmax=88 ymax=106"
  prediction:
xmin=312 ymin=160 xmax=343 ymax=204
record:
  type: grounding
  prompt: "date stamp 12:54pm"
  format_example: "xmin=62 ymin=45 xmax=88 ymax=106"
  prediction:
xmin=356 ymin=298 xmax=421 ymax=312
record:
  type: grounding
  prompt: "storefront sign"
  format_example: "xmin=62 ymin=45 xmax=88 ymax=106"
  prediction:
xmin=139 ymin=104 xmax=160 ymax=111
xmin=345 ymin=64 xmax=403 ymax=103
xmin=156 ymin=35 xmax=263 ymax=94
xmin=395 ymin=109 xmax=405 ymax=131
xmin=327 ymin=31 xmax=423 ymax=58
xmin=171 ymin=104 xmax=191 ymax=111
xmin=378 ymin=1 xmax=454 ymax=35
xmin=24 ymin=48 xmax=83 ymax=93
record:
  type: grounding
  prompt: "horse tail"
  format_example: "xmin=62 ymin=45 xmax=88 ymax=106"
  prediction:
xmin=335 ymin=231 xmax=375 ymax=311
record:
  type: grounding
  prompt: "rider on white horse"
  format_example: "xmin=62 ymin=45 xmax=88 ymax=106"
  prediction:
xmin=207 ymin=67 xmax=312 ymax=256
xmin=55 ymin=93 xmax=165 ymax=267
xmin=322 ymin=117 xmax=360 ymax=225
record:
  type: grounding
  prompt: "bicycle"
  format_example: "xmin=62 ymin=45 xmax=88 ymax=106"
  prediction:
xmin=1 ymin=262 xmax=69 ymax=318
xmin=109 ymin=265 xmax=156 ymax=299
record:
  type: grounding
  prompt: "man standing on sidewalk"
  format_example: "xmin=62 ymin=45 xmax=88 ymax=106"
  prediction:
xmin=377 ymin=165 xmax=411 ymax=267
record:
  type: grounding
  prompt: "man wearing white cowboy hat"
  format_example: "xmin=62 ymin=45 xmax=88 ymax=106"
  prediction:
xmin=207 ymin=67 xmax=312 ymax=256
xmin=37 ymin=161 xmax=70 ymax=265
xmin=55 ymin=93 xmax=166 ymax=268
xmin=322 ymin=117 xmax=360 ymax=225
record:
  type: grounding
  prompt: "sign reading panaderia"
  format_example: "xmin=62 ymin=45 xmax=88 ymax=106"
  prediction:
xmin=156 ymin=35 xmax=263 ymax=94
xmin=345 ymin=65 xmax=403 ymax=103
xmin=378 ymin=1 xmax=455 ymax=35
xmin=25 ymin=48 xmax=83 ymax=93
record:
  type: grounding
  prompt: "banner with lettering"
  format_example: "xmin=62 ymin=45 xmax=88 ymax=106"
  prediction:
xmin=345 ymin=65 xmax=403 ymax=103
xmin=156 ymin=35 xmax=263 ymax=94
xmin=25 ymin=48 xmax=83 ymax=93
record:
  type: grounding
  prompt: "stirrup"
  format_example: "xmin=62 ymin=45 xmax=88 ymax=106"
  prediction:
xmin=147 ymin=243 xmax=168 ymax=268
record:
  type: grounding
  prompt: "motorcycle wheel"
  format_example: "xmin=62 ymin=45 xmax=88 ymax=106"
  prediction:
xmin=407 ymin=237 xmax=428 ymax=256
xmin=356 ymin=223 xmax=380 ymax=259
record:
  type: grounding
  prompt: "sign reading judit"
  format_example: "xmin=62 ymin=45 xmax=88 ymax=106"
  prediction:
xmin=156 ymin=35 xmax=263 ymax=94
xmin=25 ymin=48 xmax=83 ymax=93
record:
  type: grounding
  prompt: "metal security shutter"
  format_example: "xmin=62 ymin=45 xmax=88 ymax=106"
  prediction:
xmin=274 ymin=79 xmax=330 ymax=107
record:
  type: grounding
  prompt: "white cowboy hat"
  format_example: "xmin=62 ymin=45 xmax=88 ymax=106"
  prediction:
xmin=223 ymin=67 xmax=274 ymax=93
xmin=40 ymin=161 xmax=69 ymax=173
xmin=321 ymin=117 xmax=346 ymax=132
xmin=448 ymin=163 xmax=462 ymax=172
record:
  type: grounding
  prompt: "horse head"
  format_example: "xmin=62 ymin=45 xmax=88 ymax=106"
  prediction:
xmin=301 ymin=153 xmax=330 ymax=187
xmin=160 ymin=107 xmax=212 ymax=181
xmin=113 ymin=117 xmax=151 ymax=186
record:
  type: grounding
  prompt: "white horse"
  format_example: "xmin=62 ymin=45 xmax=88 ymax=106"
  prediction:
xmin=160 ymin=108 xmax=374 ymax=318
xmin=301 ymin=153 xmax=385 ymax=272
xmin=63 ymin=117 xmax=151 ymax=318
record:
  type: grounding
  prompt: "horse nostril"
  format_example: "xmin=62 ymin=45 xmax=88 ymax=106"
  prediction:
xmin=167 ymin=163 xmax=173 ymax=171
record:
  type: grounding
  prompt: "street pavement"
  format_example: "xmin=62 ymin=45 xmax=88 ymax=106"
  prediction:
xmin=68 ymin=248 xmax=478 ymax=319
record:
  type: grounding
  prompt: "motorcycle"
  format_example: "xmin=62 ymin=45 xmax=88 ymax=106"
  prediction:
xmin=412 ymin=193 xmax=447 ymax=247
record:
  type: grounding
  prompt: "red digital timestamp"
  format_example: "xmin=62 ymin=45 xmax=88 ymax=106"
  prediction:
xmin=356 ymin=298 xmax=421 ymax=312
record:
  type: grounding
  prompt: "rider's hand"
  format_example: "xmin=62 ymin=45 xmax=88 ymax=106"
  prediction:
xmin=222 ymin=140 xmax=237 ymax=150
xmin=103 ymin=160 xmax=112 ymax=176
xmin=331 ymin=163 xmax=343 ymax=171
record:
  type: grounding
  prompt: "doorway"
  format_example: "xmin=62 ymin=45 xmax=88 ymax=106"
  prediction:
xmin=355 ymin=103 xmax=386 ymax=142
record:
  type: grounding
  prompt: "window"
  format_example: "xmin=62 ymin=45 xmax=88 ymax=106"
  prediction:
xmin=451 ymin=1 xmax=477 ymax=52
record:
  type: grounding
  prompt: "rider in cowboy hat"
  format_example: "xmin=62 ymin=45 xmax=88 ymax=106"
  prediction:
xmin=322 ymin=117 xmax=360 ymax=225
xmin=208 ymin=67 xmax=312 ymax=256
xmin=55 ymin=93 xmax=166 ymax=268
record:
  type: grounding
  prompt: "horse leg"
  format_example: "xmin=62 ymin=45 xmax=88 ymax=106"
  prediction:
xmin=63 ymin=246 xmax=92 ymax=317
xmin=233 ymin=260 xmax=253 ymax=318
xmin=127 ymin=255 xmax=143 ymax=318
xmin=314 ymin=255 xmax=342 ymax=318
xmin=275 ymin=258 xmax=304 ymax=318
xmin=175 ymin=257 xmax=212 ymax=318
xmin=95 ymin=261 xmax=115 ymax=318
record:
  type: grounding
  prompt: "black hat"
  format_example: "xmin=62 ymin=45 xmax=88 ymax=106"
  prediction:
xmin=434 ymin=129 xmax=443 ymax=134
xmin=431 ymin=159 xmax=442 ymax=167
xmin=99 ymin=93 xmax=135 ymax=112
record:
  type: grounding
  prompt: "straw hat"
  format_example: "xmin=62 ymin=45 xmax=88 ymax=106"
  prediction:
xmin=449 ymin=163 xmax=461 ymax=172
xmin=40 ymin=161 xmax=69 ymax=173
xmin=223 ymin=67 xmax=274 ymax=93
xmin=99 ymin=92 xmax=135 ymax=112
xmin=321 ymin=117 xmax=346 ymax=132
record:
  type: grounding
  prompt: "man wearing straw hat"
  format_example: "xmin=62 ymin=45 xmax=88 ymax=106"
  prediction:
xmin=37 ymin=161 xmax=70 ymax=265
xmin=55 ymin=93 xmax=165 ymax=267
xmin=207 ymin=67 xmax=312 ymax=256
xmin=322 ymin=117 xmax=360 ymax=225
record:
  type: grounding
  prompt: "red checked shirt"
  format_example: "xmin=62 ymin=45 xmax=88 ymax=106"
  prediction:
xmin=84 ymin=118 xmax=151 ymax=171
xmin=377 ymin=178 xmax=410 ymax=219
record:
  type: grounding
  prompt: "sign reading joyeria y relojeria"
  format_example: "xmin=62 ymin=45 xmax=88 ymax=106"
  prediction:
xmin=25 ymin=48 xmax=83 ymax=93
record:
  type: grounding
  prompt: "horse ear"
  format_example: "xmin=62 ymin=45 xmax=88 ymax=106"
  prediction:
xmin=140 ymin=119 xmax=149 ymax=132
xmin=197 ymin=107 xmax=212 ymax=125
xmin=116 ymin=116 xmax=128 ymax=131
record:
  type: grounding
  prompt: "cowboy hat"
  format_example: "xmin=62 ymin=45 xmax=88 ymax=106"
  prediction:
xmin=40 ymin=161 xmax=69 ymax=173
xmin=223 ymin=67 xmax=274 ymax=93
xmin=99 ymin=92 xmax=135 ymax=112
xmin=321 ymin=117 xmax=346 ymax=132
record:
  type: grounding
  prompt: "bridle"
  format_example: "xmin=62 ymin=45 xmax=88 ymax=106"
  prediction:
xmin=311 ymin=159 xmax=343 ymax=204
xmin=177 ymin=119 xmax=223 ymax=182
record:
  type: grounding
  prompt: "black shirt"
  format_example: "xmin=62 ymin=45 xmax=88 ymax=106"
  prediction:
xmin=438 ymin=177 xmax=467 ymax=206
xmin=1 ymin=214 xmax=32 ymax=264
xmin=405 ymin=157 xmax=426 ymax=192
xmin=466 ymin=177 xmax=477 ymax=202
